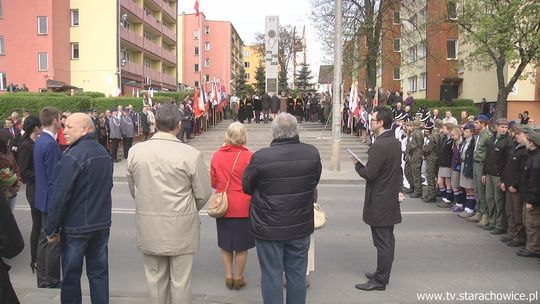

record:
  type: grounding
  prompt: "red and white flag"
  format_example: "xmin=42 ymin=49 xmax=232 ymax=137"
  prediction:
xmin=194 ymin=0 xmax=200 ymax=16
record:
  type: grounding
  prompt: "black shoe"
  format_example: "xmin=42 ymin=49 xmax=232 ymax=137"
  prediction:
xmin=404 ymin=188 xmax=414 ymax=194
xmin=409 ymin=193 xmax=422 ymax=198
xmin=506 ymin=240 xmax=526 ymax=247
xmin=500 ymin=235 xmax=512 ymax=243
xmin=490 ymin=229 xmax=505 ymax=235
xmin=365 ymin=272 xmax=374 ymax=280
xmin=355 ymin=280 xmax=386 ymax=291
xmin=516 ymin=249 xmax=540 ymax=258
xmin=422 ymin=197 xmax=436 ymax=203
xmin=483 ymin=225 xmax=495 ymax=231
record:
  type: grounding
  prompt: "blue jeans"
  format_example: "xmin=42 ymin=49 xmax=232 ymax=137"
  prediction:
xmin=256 ymin=235 xmax=310 ymax=304
xmin=61 ymin=229 xmax=110 ymax=304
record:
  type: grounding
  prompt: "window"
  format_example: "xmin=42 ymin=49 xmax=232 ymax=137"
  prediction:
xmin=194 ymin=63 xmax=199 ymax=72
xmin=408 ymin=75 xmax=417 ymax=92
xmin=244 ymin=61 xmax=250 ymax=68
xmin=71 ymin=42 xmax=79 ymax=59
xmin=194 ymin=80 xmax=199 ymax=88
xmin=243 ymin=50 xmax=250 ymax=57
xmin=205 ymin=26 xmax=210 ymax=35
xmin=144 ymin=58 xmax=151 ymax=68
xmin=37 ymin=16 xmax=48 ymax=35
xmin=0 ymin=73 xmax=6 ymax=90
xmin=204 ymin=58 xmax=210 ymax=67
xmin=447 ymin=39 xmax=458 ymax=59
xmin=419 ymin=41 xmax=427 ymax=58
xmin=204 ymin=74 xmax=209 ymax=82
xmin=121 ymin=50 xmax=130 ymax=61
xmin=393 ymin=38 xmax=400 ymax=52
xmin=447 ymin=1 xmax=457 ymax=20
xmin=144 ymin=32 xmax=152 ymax=41
xmin=193 ymin=30 xmax=199 ymax=40
xmin=71 ymin=9 xmax=79 ymax=26
xmin=0 ymin=36 xmax=4 ymax=55
xmin=204 ymin=42 xmax=210 ymax=51
xmin=245 ymin=73 xmax=250 ymax=80
xmin=393 ymin=66 xmax=400 ymax=80
xmin=408 ymin=46 xmax=417 ymax=62
xmin=419 ymin=72 xmax=427 ymax=90
xmin=38 ymin=52 xmax=48 ymax=71
xmin=393 ymin=11 xmax=400 ymax=24
xmin=194 ymin=46 xmax=199 ymax=55
xmin=144 ymin=7 xmax=151 ymax=16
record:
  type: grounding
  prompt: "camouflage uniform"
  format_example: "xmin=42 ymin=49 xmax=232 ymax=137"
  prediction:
xmin=405 ymin=125 xmax=425 ymax=196
xmin=423 ymin=128 xmax=441 ymax=200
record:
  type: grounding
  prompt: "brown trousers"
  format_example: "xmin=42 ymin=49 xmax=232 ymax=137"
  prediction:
xmin=523 ymin=206 xmax=540 ymax=254
xmin=506 ymin=192 xmax=525 ymax=242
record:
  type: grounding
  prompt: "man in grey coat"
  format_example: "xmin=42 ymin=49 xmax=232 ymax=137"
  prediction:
xmin=109 ymin=108 xmax=122 ymax=162
xmin=352 ymin=106 xmax=403 ymax=291
xmin=120 ymin=109 xmax=135 ymax=159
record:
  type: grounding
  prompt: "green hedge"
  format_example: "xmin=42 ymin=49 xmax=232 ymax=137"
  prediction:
xmin=411 ymin=99 xmax=474 ymax=113
xmin=77 ymin=91 xmax=106 ymax=98
xmin=0 ymin=94 xmax=92 ymax=118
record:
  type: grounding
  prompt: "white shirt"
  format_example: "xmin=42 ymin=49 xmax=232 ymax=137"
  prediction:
xmin=42 ymin=129 xmax=57 ymax=140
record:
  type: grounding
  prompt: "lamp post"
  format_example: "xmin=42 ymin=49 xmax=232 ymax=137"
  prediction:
xmin=330 ymin=0 xmax=343 ymax=171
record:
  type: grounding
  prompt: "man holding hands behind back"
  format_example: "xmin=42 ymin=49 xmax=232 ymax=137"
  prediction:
xmin=352 ymin=106 xmax=403 ymax=291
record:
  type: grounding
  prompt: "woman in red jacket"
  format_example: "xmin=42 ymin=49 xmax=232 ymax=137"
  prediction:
xmin=210 ymin=122 xmax=254 ymax=290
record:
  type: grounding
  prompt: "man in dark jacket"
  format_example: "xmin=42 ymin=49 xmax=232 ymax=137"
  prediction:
xmin=482 ymin=118 xmax=514 ymax=235
xmin=243 ymin=112 xmax=321 ymax=304
xmin=261 ymin=92 xmax=271 ymax=124
xmin=353 ymin=106 xmax=402 ymax=291
xmin=46 ymin=113 xmax=113 ymax=304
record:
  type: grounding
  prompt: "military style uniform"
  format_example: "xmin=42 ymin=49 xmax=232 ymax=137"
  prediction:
xmin=423 ymin=127 xmax=441 ymax=201
xmin=405 ymin=124 xmax=424 ymax=197
xmin=470 ymin=127 xmax=492 ymax=225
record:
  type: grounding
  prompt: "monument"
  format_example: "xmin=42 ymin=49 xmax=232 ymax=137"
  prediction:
xmin=265 ymin=16 xmax=279 ymax=95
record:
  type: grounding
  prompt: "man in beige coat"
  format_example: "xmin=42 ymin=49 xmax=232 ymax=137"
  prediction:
xmin=127 ymin=103 xmax=212 ymax=304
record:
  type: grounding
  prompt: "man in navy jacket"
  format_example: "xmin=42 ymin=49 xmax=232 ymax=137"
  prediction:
xmin=33 ymin=107 xmax=62 ymax=288
xmin=46 ymin=113 xmax=113 ymax=304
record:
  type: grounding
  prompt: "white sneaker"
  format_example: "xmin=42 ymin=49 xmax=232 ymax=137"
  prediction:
xmin=442 ymin=198 xmax=451 ymax=203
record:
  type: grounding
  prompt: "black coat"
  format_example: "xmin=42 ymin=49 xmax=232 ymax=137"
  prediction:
xmin=519 ymin=148 xmax=540 ymax=206
xmin=244 ymin=99 xmax=254 ymax=119
xmin=355 ymin=130 xmax=403 ymax=227
xmin=438 ymin=135 xmax=454 ymax=168
xmin=483 ymin=133 xmax=514 ymax=176
xmin=243 ymin=136 xmax=322 ymax=241
xmin=270 ymin=96 xmax=280 ymax=113
xmin=461 ymin=137 xmax=476 ymax=178
xmin=261 ymin=94 xmax=271 ymax=110
xmin=140 ymin=112 xmax=150 ymax=134
xmin=253 ymin=98 xmax=262 ymax=112
xmin=0 ymin=192 xmax=24 ymax=259
xmin=501 ymin=143 xmax=527 ymax=189
xmin=16 ymin=137 xmax=35 ymax=184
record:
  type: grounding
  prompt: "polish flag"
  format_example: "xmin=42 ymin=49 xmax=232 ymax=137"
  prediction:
xmin=194 ymin=0 xmax=200 ymax=16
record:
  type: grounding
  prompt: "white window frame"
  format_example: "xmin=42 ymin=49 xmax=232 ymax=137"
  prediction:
xmin=204 ymin=58 xmax=210 ymax=67
xmin=245 ymin=73 xmax=250 ymax=80
xmin=193 ymin=30 xmax=199 ymax=40
xmin=194 ymin=63 xmax=199 ymax=72
xmin=419 ymin=41 xmax=427 ymax=59
xmin=244 ymin=61 xmax=250 ymax=68
xmin=38 ymin=52 xmax=48 ymax=71
xmin=393 ymin=66 xmax=400 ymax=80
xmin=408 ymin=46 xmax=417 ymax=62
xmin=204 ymin=42 xmax=210 ymax=51
xmin=0 ymin=36 xmax=4 ymax=55
xmin=419 ymin=72 xmax=427 ymax=90
xmin=71 ymin=42 xmax=79 ymax=59
xmin=0 ymin=72 xmax=6 ymax=90
xmin=71 ymin=9 xmax=79 ymax=26
xmin=204 ymin=74 xmax=209 ymax=82
xmin=144 ymin=58 xmax=151 ymax=68
xmin=205 ymin=26 xmax=210 ymax=35
xmin=194 ymin=46 xmax=199 ymax=55
xmin=194 ymin=80 xmax=199 ymax=88
xmin=37 ymin=16 xmax=48 ymax=35
xmin=393 ymin=11 xmax=400 ymax=25
xmin=447 ymin=1 xmax=457 ymax=20
xmin=393 ymin=38 xmax=400 ymax=52
xmin=408 ymin=75 xmax=417 ymax=92
xmin=447 ymin=39 xmax=458 ymax=60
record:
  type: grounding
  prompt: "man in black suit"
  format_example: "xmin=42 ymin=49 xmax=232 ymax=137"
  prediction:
xmin=3 ymin=117 xmax=22 ymax=155
xmin=352 ymin=106 xmax=403 ymax=291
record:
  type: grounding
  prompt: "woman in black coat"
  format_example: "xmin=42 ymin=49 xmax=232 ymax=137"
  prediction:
xmin=253 ymin=96 xmax=263 ymax=124
xmin=15 ymin=116 xmax=41 ymax=274
xmin=295 ymin=98 xmax=304 ymax=123
xmin=238 ymin=99 xmax=246 ymax=123
xmin=244 ymin=97 xmax=254 ymax=123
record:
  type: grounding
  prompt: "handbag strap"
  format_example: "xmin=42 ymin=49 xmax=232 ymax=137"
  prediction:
xmin=224 ymin=151 xmax=241 ymax=192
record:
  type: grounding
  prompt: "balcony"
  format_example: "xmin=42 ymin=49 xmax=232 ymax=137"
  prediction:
xmin=159 ymin=1 xmax=177 ymax=19
xmin=144 ymin=40 xmax=162 ymax=57
xmin=162 ymin=49 xmax=176 ymax=64
xmin=162 ymin=26 xmax=176 ymax=42
xmin=123 ymin=61 xmax=143 ymax=76
xmin=143 ymin=66 xmax=162 ymax=83
xmin=143 ymin=12 xmax=162 ymax=32
xmin=120 ymin=0 xmax=144 ymax=20
xmin=162 ymin=73 xmax=177 ymax=86
xmin=120 ymin=27 xmax=144 ymax=49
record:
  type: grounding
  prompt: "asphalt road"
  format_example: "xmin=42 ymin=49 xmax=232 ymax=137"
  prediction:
xmin=8 ymin=183 xmax=540 ymax=304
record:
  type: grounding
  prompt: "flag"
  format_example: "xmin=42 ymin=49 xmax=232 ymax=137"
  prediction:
xmin=201 ymin=81 xmax=210 ymax=111
xmin=349 ymin=85 xmax=358 ymax=118
xmin=193 ymin=89 xmax=201 ymax=117
xmin=373 ymin=87 xmax=379 ymax=108
xmin=115 ymin=87 xmax=123 ymax=97
xmin=194 ymin=0 xmax=200 ymax=16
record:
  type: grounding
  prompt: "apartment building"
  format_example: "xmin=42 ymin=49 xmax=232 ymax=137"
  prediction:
xmin=243 ymin=45 xmax=263 ymax=86
xmin=178 ymin=13 xmax=244 ymax=94
xmin=70 ymin=0 xmax=177 ymax=96
xmin=0 ymin=0 xmax=72 ymax=92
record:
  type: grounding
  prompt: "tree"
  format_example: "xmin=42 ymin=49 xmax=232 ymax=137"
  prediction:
xmin=295 ymin=63 xmax=314 ymax=94
xmin=278 ymin=66 xmax=289 ymax=94
xmin=254 ymin=64 xmax=266 ymax=95
xmin=450 ymin=0 xmax=540 ymax=118
xmin=245 ymin=84 xmax=256 ymax=97
xmin=234 ymin=67 xmax=247 ymax=97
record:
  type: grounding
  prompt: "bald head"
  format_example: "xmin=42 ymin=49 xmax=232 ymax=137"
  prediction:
xmin=64 ymin=113 xmax=95 ymax=145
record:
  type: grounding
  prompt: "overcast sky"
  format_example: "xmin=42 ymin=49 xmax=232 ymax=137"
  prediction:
xmin=178 ymin=0 xmax=326 ymax=78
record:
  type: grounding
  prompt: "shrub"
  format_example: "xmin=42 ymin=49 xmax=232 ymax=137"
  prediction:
xmin=78 ymin=91 xmax=106 ymax=98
